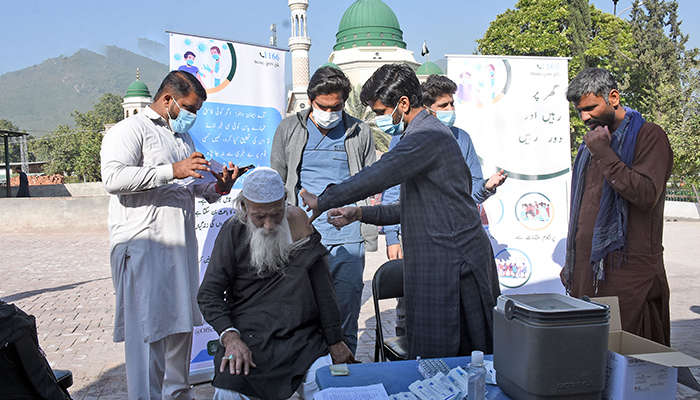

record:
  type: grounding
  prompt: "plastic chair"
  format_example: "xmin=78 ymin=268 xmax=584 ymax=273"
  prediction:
xmin=372 ymin=259 xmax=409 ymax=362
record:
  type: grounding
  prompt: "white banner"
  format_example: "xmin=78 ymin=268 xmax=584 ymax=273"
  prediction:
xmin=168 ymin=32 xmax=286 ymax=382
xmin=446 ymin=55 xmax=571 ymax=295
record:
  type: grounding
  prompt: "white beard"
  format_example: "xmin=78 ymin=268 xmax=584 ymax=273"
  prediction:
xmin=246 ymin=210 xmax=294 ymax=277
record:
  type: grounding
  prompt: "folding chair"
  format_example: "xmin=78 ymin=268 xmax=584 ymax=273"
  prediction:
xmin=372 ymin=259 xmax=409 ymax=362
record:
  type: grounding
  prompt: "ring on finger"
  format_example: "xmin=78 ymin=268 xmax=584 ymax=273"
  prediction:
xmin=227 ymin=354 xmax=235 ymax=360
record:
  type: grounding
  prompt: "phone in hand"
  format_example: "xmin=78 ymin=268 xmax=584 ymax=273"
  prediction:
xmin=239 ymin=164 xmax=255 ymax=170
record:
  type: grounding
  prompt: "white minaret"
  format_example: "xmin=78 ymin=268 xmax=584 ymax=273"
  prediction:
xmin=286 ymin=0 xmax=312 ymax=114
xmin=121 ymin=69 xmax=152 ymax=119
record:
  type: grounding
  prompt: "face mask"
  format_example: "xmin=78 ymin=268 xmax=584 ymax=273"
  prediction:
xmin=312 ymin=106 xmax=342 ymax=130
xmin=375 ymin=101 xmax=404 ymax=136
xmin=433 ymin=109 xmax=456 ymax=128
xmin=212 ymin=54 xmax=220 ymax=60
xmin=186 ymin=59 xmax=194 ymax=66
xmin=167 ymin=97 xmax=197 ymax=133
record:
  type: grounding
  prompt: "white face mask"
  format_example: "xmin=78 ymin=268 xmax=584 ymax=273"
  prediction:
xmin=312 ymin=106 xmax=342 ymax=130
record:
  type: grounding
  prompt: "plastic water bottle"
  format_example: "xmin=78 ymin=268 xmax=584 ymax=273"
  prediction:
xmin=468 ymin=350 xmax=486 ymax=400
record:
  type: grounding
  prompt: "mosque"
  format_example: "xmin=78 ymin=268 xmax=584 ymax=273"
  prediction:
xmin=118 ymin=0 xmax=442 ymax=118
xmin=286 ymin=0 xmax=443 ymax=114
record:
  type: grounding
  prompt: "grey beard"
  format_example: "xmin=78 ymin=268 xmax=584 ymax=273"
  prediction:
xmin=245 ymin=212 xmax=293 ymax=277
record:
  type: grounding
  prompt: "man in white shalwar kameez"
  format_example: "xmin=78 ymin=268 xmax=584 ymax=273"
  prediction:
xmin=101 ymin=70 xmax=247 ymax=400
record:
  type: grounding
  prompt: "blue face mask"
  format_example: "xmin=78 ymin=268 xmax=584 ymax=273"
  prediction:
xmin=431 ymin=109 xmax=456 ymax=128
xmin=186 ymin=59 xmax=194 ymax=66
xmin=212 ymin=54 xmax=220 ymax=60
xmin=375 ymin=101 xmax=404 ymax=136
xmin=168 ymin=97 xmax=197 ymax=133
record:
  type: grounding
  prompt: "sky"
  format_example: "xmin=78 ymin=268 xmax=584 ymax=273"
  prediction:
xmin=1 ymin=0 xmax=699 ymax=83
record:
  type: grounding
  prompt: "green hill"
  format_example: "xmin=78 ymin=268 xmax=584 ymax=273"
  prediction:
xmin=0 ymin=46 xmax=169 ymax=135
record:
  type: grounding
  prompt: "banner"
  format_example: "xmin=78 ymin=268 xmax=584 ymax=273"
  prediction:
xmin=446 ymin=55 xmax=571 ymax=295
xmin=168 ymin=32 xmax=286 ymax=383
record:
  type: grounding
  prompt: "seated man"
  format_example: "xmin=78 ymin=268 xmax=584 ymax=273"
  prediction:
xmin=197 ymin=167 xmax=354 ymax=400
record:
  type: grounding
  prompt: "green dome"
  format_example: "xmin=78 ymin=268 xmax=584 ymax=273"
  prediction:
xmin=319 ymin=62 xmax=341 ymax=70
xmin=124 ymin=80 xmax=151 ymax=99
xmin=416 ymin=61 xmax=443 ymax=76
xmin=334 ymin=0 xmax=406 ymax=51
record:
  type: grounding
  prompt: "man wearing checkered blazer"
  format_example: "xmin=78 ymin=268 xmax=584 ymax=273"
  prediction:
xmin=301 ymin=63 xmax=500 ymax=359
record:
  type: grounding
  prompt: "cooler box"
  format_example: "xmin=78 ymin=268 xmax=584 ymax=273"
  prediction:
xmin=493 ymin=293 xmax=610 ymax=400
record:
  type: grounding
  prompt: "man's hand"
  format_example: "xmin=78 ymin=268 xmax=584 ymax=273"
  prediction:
xmin=299 ymin=188 xmax=323 ymax=224
xmin=173 ymin=152 xmax=210 ymax=179
xmin=210 ymin=163 xmax=251 ymax=194
xmin=485 ymin=169 xmax=507 ymax=191
xmin=583 ymin=126 xmax=611 ymax=155
xmin=220 ymin=330 xmax=257 ymax=376
xmin=327 ymin=207 xmax=362 ymax=230
xmin=386 ymin=243 xmax=403 ymax=260
xmin=329 ymin=341 xmax=358 ymax=364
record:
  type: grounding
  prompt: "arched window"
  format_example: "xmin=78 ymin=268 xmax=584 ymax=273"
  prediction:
xmin=125 ymin=110 xmax=129 ymax=117
xmin=133 ymin=109 xmax=138 ymax=115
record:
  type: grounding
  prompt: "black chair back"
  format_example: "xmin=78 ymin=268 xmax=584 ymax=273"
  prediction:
xmin=371 ymin=259 xmax=409 ymax=362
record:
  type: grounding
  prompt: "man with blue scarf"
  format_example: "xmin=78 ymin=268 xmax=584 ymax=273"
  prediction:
xmin=563 ymin=68 xmax=673 ymax=346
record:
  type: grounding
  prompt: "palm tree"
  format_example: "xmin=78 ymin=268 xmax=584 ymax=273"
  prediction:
xmin=344 ymin=84 xmax=390 ymax=152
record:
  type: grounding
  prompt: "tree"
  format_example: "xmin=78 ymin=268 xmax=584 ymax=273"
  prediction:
xmin=344 ymin=84 xmax=390 ymax=152
xmin=477 ymin=0 xmax=635 ymax=156
xmin=565 ymin=0 xmax=592 ymax=74
xmin=625 ymin=0 xmax=700 ymax=183
xmin=0 ymin=119 xmax=35 ymax=163
xmin=0 ymin=119 xmax=21 ymax=132
xmin=565 ymin=6 xmax=636 ymax=149
xmin=477 ymin=0 xmax=570 ymax=61
xmin=32 ymin=93 xmax=124 ymax=181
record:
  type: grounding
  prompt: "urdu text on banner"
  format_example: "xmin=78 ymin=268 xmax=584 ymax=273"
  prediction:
xmin=168 ymin=31 xmax=286 ymax=382
xmin=446 ymin=55 xmax=571 ymax=295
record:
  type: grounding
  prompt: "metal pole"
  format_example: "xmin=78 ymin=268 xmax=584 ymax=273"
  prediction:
xmin=4 ymin=136 xmax=10 ymax=198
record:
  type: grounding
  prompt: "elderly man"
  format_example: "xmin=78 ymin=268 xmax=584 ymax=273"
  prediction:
xmin=271 ymin=66 xmax=376 ymax=354
xmin=301 ymin=63 xmax=500 ymax=359
xmin=101 ymin=70 xmax=245 ymax=399
xmin=197 ymin=167 xmax=354 ymax=400
xmin=563 ymin=68 xmax=673 ymax=346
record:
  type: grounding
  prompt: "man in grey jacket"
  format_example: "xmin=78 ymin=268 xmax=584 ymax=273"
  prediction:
xmin=271 ymin=66 xmax=376 ymax=354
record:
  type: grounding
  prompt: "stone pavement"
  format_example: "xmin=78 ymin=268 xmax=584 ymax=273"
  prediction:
xmin=1 ymin=220 xmax=699 ymax=399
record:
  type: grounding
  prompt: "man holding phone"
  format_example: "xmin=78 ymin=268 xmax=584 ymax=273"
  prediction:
xmin=271 ymin=66 xmax=376 ymax=354
xmin=101 ymin=71 xmax=247 ymax=400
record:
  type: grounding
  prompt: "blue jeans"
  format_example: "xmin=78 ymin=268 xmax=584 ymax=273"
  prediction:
xmin=326 ymin=242 xmax=365 ymax=354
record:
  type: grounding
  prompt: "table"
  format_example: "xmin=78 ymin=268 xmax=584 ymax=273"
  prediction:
xmin=316 ymin=355 xmax=512 ymax=399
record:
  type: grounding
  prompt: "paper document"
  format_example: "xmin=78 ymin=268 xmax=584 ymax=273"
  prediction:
xmin=314 ymin=383 xmax=390 ymax=400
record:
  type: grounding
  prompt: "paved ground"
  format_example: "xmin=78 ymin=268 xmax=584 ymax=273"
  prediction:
xmin=1 ymin=219 xmax=698 ymax=399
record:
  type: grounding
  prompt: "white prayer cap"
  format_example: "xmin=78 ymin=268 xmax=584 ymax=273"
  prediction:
xmin=242 ymin=167 xmax=285 ymax=203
